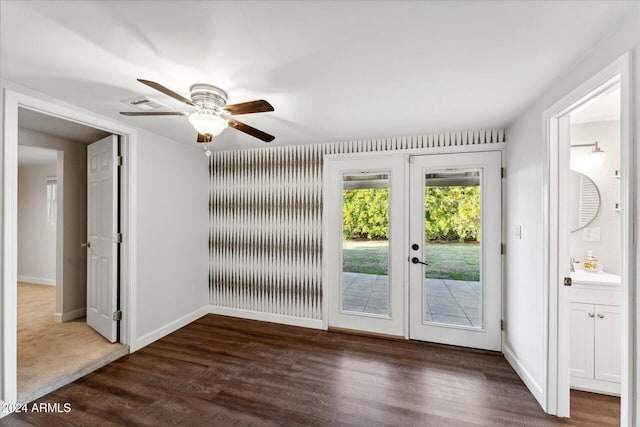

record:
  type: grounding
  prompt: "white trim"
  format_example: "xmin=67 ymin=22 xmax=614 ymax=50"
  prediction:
xmin=17 ymin=276 xmax=56 ymax=286
xmin=210 ymin=305 xmax=324 ymax=330
xmin=541 ymin=52 xmax=635 ymax=423
xmin=54 ymin=307 xmax=86 ymax=323
xmin=323 ymin=141 xmax=506 ymax=162
xmin=1 ymin=87 xmax=138 ymax=407
xmin=504 ymin=342 xmax=545 ymax=408
xmin=133 ymin=305 xmax=209 ymax=350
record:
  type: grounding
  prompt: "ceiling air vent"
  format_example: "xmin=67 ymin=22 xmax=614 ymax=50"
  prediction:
xmin=121 ymin=96 xmax=170 ymax=111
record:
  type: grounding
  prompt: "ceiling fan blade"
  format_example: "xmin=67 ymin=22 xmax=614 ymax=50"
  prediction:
xmin=120 ymin=111 xmax=189 ymax=116
xmin=228 ymin=119 xmax=275 ymax=142
xmin=225 ymin=100 xmax=274 ymax=115
xmin=197 ymin=133 xmax=213 ymax=143
xmin=137 ymin=79 xmax=196 ymax=107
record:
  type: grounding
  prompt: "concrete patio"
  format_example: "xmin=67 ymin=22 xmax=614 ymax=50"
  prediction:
xmin=342 ymin=272 xmax=482 ymax=327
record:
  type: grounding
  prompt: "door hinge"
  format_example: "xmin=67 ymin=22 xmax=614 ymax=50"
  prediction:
xmin=113 ymin=310 xmax=122 ymax=321
xmin=114 ymin=233 xmax=122 ymax=244
xmin=115 ymin=155 xmax=123 ymax=167
xmin=501 ymin=243 xmax=505 ymax=254
xmin=501 ymin=167 xmax=505 ymax=178
xmin=501 ymin=319 xmax=505 ymax=331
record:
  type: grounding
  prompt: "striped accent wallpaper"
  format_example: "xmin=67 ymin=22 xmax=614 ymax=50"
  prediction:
xmin=209 ymin=129 xmax=506 ymax=322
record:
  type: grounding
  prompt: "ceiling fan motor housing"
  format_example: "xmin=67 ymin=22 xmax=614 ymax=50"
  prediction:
xmin=190 ymin=84 xmax=228 ymax=112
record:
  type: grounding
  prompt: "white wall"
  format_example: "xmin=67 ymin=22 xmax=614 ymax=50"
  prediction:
xmin=504 ymin=4 xmax=639 ymax=413
xmin=18 ymin=128 xmax=87 ymax=318
xmin=1 ymin=79 xmax=210 ymax=406
xmin=131 ymin=129 xmax=210 ymax=349
xmin=17 ymin=162 xmax=57 ymax=285
xmin=569 ymin=120 xmax=621 ymax=276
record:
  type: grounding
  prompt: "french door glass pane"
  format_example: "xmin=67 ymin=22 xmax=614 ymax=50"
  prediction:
xmin=423 ymin=169 xmax=482 ymax=328
xmin=342 ymin=172 xmax=390 ymax=316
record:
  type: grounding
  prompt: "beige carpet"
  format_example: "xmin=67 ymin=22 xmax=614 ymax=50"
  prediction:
xmin=17 ymin=282 xmax=128 ymax=403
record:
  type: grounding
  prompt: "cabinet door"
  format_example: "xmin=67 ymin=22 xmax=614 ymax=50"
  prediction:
xmin=594 ymin=304 xmax=621 ymax=383
xmin=570 ymin=302 xmax=594 ymax=379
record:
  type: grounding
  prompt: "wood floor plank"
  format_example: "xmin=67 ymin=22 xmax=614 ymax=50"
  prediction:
xmin=3 ymin=314 xmax=619 ymax=426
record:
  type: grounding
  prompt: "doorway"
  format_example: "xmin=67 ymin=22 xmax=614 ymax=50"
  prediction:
xmin=325 ymin=151 xmax=502 ymax=351
xmin=543 ymin=53 xmax=634 ymax=423
xmin=15 ymin=109 xmax=127 ymax=403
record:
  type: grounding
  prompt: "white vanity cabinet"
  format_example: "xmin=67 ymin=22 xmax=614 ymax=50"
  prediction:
xmin=569 ymin=271 xmax=621 ymax=395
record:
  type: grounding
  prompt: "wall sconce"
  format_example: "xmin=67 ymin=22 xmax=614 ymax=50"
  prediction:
xmin=570 ymin=141 xmax=605 ymax=165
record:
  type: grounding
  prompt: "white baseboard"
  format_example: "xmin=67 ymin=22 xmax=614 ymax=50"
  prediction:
xmin=54 ymin=307 xmax=86 ymax=323
xmin=209 ymin=305 xmax=324 ymax=330
xmin=503 ymin=341 xmax=545 ymax=409
xmin=131 ymin=305 xmax=209 ymax=352
xmin=17 ymin=275 xmax=56 ymax=286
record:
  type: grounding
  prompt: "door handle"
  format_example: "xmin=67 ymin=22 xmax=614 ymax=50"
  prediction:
xmin=81 ymin=241 xmax=91 ymax=248
xmin=411 ymin=257 xmax=428 ymax=266
xmin=597 ymin=313 xmax=604 ymax=319
xmin=588 ymin=312 xmax=595 ymax=318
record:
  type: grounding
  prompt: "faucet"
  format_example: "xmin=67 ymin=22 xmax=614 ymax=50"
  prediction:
xmin=570 ymin=256 xmax=579 ymax=272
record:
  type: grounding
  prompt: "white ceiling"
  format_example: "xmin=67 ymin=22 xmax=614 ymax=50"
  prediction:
xmin=0 ymin=1 xmax=635 ymax=150
xmin=571 ymin=85 xmax=621 ymax=124
xmin=18 ymin=145 xmax=58 ymax=166
xmin=19 ymin=108 xmax=111 ymax=144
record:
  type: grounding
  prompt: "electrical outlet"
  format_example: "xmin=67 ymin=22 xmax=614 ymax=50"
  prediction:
xmin=582 ymin=227 xmax=601 ymax=242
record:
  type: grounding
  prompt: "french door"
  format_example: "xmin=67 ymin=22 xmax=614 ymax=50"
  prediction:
xmin=408 ymin=152 xmax=502 ymax=351
xmin=326 ymin=156 xmax=406 ymax=337
xmin=326 ymin=151 xmax=502 ymax=350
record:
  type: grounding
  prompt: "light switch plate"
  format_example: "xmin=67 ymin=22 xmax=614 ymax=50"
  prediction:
xmin=582 ymin=227 xmax=601 ymax=242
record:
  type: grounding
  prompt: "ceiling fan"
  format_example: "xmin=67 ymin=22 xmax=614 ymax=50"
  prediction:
xmin=120 ymin=79 xmax=275 ymax=146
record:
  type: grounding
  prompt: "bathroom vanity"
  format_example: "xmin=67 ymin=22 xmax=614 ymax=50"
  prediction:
xmin=569 ymin=270 xmax=621 ymax=395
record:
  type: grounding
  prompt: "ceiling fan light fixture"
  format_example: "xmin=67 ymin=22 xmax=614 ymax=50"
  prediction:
xmin=188 ymin=111 xmax=227 ymax=137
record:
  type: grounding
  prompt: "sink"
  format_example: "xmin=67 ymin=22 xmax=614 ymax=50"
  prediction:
xmin=570 ymin=270 xmax=621 ymax=286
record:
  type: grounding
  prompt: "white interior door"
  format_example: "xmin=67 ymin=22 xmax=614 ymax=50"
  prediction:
xmin=326 ymin=156 xmax=406 ymax=337
xmin=87 ymin=135 xmax=119 ymax=342
xmin=408 ymin=152 xmax=502 ymax=351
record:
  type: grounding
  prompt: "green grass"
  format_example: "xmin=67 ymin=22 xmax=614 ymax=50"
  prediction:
xmin=343 ymin=240 xmax=480 ymax=281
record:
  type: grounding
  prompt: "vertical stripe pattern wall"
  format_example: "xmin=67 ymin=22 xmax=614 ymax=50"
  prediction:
xmin=210 ymin=129 xmax=505 ymax=322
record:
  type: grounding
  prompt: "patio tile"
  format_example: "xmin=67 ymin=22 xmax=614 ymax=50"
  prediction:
xmin=430 ymin=314 xmax=472 ymax=327
xmin=460 ymin=306 xmax=481 ymax=318
xmin=366 ymin=298 xmax=389 ymax=309
xmin=454 ymin=295 xmax=481 ymax=307
xmin=363 ymin=306 xmax=389 ymax=315
xmin=342 ymin=304 xmax=365 ymax=312
xmin=426 ymin=296 xmax=459 ymax=307
xmin=344 ymin=288 xmax=372 ymax=297
xmin=469 ymin=317 xmax=482 ymax=327
xmin=343 ymin=295 xmax=368 ymax=306
xmin=428 ymin=304 xmax=466 ymax=317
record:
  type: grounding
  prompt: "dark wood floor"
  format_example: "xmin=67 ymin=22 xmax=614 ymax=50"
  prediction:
xmin=3 ymin=314 xmax=619 ymax=426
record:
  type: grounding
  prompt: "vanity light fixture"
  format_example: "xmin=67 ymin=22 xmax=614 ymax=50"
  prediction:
xmin=570 ymin=141 xmax=605 ymax=155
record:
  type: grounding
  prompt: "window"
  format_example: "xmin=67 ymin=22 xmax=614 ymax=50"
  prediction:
xmin=46 ymin=177 xmax=57 ymax=225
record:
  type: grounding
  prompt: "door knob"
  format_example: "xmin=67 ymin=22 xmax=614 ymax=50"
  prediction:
xmin=411 ymin=257 xmax=428 ymax=266
xmin=81 ymin=241 xmax=91 ymax=248
xmin=411 ymin=243 xmax=419 ymax=251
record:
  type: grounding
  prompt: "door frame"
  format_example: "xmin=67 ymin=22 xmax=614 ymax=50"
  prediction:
xmin=322 ymin=144 xmax=506 ymax=336
xmin=542 ymin=52 xmax=634 ymax=421
xmin=2 ymin=87 xmax=138 ymax=407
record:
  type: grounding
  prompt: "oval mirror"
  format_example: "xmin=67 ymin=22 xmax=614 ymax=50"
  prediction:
xmin=569 ymin=170 xmax=600 ymax=232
